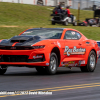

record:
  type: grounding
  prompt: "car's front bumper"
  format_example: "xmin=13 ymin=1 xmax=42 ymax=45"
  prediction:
xmin=0 ymin=49 xmax=50 ymax=67
xmin=0 ymin=61 xmax=49 ymax=67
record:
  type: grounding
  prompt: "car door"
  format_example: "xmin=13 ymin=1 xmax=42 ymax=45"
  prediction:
xmin=62 ymin=30 xmax=86 ymax=66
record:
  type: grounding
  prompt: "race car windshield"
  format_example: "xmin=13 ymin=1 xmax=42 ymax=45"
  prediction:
xmin=21 ymin=29 xmax=63 ymax=39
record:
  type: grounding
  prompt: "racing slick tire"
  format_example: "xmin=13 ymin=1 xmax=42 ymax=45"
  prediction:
xmin=0 ymin=65 xmax=7 ymax=75
xmin=46 ymin=52 xmax=58 ymax=75
xmin=52 ymin=21 xmax=55 ymax=25
xmin=80 ymin=50 xmax=96 ymax=72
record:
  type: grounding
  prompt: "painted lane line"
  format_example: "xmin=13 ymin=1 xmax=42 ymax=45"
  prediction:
xmin=29 ymin=82 xmax=100 ymax=91
xmin=0 ymin=94 xmax=21 ymax=98
xmin=1 ymin=83 xmax=100 ymax=98
xmin=49 ymin=84 xmax=100 ymax=91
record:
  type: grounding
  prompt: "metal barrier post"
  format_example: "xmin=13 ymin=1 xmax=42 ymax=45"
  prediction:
xmin=77 ymin=2 xmax=80 ymax=26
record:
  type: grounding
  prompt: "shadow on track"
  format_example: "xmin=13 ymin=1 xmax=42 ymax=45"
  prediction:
xmin=2 ymin=67 xmax=85 ymax=76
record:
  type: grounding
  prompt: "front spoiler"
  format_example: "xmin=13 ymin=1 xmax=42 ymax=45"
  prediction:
xmin=0 ymin=61 xmax=49 ymax=67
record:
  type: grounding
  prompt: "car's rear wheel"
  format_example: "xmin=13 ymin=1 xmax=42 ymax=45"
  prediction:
xmin=46 ymin=53 xmax=58 ymax=75
xmin=0 ymin=65 xmax=7 ymax=75
xmin=80 ymin=51 xmax=96 ymax=72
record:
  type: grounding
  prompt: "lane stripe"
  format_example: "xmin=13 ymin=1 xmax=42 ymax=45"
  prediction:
xmin=0 ymin=94 xmax=20 ymax=98
xmin=29 ymin=82 xmax=100 ymax=91
xmin=49 ymin=84 xmax=100 ymax=91
xmin=1 ymin=83 xmax=100 ymax=98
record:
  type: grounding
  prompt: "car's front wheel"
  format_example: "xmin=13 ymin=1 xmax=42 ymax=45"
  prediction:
xmin=46 ymin=52 xmax=58 ymax=75
xmin=80 ymin=50 xmax=96 ymax=72
xmin=0 ymin=65 xmax=7 ymax=75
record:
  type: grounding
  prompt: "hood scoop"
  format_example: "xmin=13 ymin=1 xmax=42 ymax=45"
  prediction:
xmin=0 ymin=35 xmax=43 ymax=47
xmin=11 ymin=40 xmax=26 ymax=43
xmin=10 ymin=35 xmax=41 ymax=43
xmin=10 ymin=35 xmax=34 ymax=43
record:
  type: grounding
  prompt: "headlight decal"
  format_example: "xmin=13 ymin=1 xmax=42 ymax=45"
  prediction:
xmin=32 ymin=45 xmax=45 ymax=49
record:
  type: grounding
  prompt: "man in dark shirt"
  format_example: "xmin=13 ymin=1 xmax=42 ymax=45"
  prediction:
xmin=53 ymin=5 xmax=62 ymax=14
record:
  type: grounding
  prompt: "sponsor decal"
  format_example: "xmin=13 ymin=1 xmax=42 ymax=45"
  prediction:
xmin=91 ymin=43 xmax=95 ymax=46
xmin=65 ymin=64 xmax=75 ymax=67
xmin=63 ymin=61 xmax=75 ymax=65
xmin=57 ymin=41 xmax=61 ymax=48
xmin=80 ymin=60 xmax=85 ymax=64
xmin=63 ymin=60 xmax=85 ymax=67
xmin=63 ymin=61 xmax=75 ymax=67
xmin=33 ymin=55 xmax=43 ymax=59
xmin=76 ymin=60 xmax=85 ymax=67
xmin=69 ymin=61 xmax=75 ymax=64
xmin=72 ymin=32 xmax=75 ymax=35
xmin=64 ymin=46 xmax=86 ymax=56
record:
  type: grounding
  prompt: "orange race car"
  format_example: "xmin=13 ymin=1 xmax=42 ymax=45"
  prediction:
xmin=0 ymin=28 xmax=99 ymax=75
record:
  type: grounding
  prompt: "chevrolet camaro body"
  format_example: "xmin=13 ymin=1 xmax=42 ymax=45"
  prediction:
xmin=0 ymin=28 xmax=99 ymax=74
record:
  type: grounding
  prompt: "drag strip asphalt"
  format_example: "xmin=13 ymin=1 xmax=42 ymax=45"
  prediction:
xmin=1 ymin=59 xmax=100 ymax=100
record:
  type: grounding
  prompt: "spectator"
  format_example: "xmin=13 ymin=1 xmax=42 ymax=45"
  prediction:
xmin=53 ymin=5 xmax=62 ymax=14
xmin=66 ymin=6 xmax=74 ymax=23
xmin=57 ymin=5 xmax=63 ymax=13
xmin=53 ymin=6 xmax=58 ymax=14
